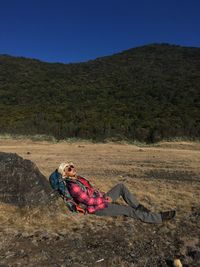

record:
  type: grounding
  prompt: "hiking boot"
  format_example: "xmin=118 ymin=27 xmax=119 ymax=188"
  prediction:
xmin=161 ymin=210 xmax=176 ymax=221
xmin=136 ymin=204 xmax=150 ymax=213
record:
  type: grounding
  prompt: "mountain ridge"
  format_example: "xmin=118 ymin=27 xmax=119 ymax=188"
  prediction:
xmin=0 ymin=42 xmax=200 ymax=64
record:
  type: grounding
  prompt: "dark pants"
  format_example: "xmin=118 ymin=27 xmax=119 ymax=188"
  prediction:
xmin=94 ymin=183 xmax=162 ymax=224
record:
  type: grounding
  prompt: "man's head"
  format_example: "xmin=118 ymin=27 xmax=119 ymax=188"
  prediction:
xmin=58 ymin=162 xmax=76 ymax=178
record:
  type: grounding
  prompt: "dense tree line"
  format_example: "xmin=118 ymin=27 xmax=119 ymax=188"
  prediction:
xmin=0 ymin=43 xmax=200 ymax=142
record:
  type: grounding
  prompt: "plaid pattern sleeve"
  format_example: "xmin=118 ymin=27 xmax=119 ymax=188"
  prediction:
xmin=68 ymin=183 xmax=107 ymax=213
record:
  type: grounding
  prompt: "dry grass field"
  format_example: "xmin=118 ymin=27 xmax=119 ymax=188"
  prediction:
xmin=0 ymin=138 xmax=200 ymax=266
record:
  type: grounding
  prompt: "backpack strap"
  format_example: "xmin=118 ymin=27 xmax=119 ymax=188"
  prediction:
xmin=64 ymin=178 xmax=87 ymax=214
xmin=77 ymin=176 xmax=94 ymax=189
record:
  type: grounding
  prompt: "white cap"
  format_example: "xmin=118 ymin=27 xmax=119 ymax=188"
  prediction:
xmin=58 ymin=162 xmax=74 ymax=176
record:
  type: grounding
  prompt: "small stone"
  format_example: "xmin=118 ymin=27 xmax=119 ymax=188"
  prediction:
xmin=57 ymin=229 xmax=68 ymax=236
xmin=31 ymin=239 xmax=38 ymax=246
xmin=21 ymin=232 xmax=30 ymax=238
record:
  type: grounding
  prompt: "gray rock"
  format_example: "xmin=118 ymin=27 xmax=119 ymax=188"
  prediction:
xmin=0 ymin=152 xmax=51 ymax=206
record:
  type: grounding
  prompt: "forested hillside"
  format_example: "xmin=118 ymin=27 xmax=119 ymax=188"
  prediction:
xmin=0 ymin=43 xmax=200 ymax=142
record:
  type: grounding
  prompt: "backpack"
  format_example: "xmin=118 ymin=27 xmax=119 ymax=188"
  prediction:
xmin=49 ymin=170 xmax=86 ymax=213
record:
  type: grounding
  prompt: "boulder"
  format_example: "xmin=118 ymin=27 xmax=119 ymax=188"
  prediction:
xmin=0 ymin=152 xmax=51 ymax=206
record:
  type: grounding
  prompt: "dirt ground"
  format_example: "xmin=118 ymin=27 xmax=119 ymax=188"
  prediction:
xmin=0 ymin=139 xmax=200 ymax=267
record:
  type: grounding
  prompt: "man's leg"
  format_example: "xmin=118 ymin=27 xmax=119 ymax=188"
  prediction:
xmin=94 ymin=203 xmax=162 ymax=224
xmin=106 ymin=183 xmax=140 ymax=208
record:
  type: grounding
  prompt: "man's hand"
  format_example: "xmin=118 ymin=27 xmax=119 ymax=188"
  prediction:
xmin=105 ymin=196 xmax=112 ymax=203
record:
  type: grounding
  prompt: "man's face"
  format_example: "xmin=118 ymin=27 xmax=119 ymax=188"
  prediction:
xmin=63 ymin=164 xmax=76 ymax=178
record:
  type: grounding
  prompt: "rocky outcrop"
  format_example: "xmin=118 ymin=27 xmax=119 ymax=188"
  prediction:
xmin=0 ymin=152 xmax=51 ymax=206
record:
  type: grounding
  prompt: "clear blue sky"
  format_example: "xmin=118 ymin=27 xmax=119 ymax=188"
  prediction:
xmin=0 ymin=0 xmax=200 ymax=63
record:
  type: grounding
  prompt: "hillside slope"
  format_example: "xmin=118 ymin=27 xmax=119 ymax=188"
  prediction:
xmin=0 ymin=43 xmax=200 ymax=142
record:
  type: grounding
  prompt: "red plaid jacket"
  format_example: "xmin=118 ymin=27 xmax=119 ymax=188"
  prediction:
xmin=67 ymin=176 xmax=108 ymax=213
